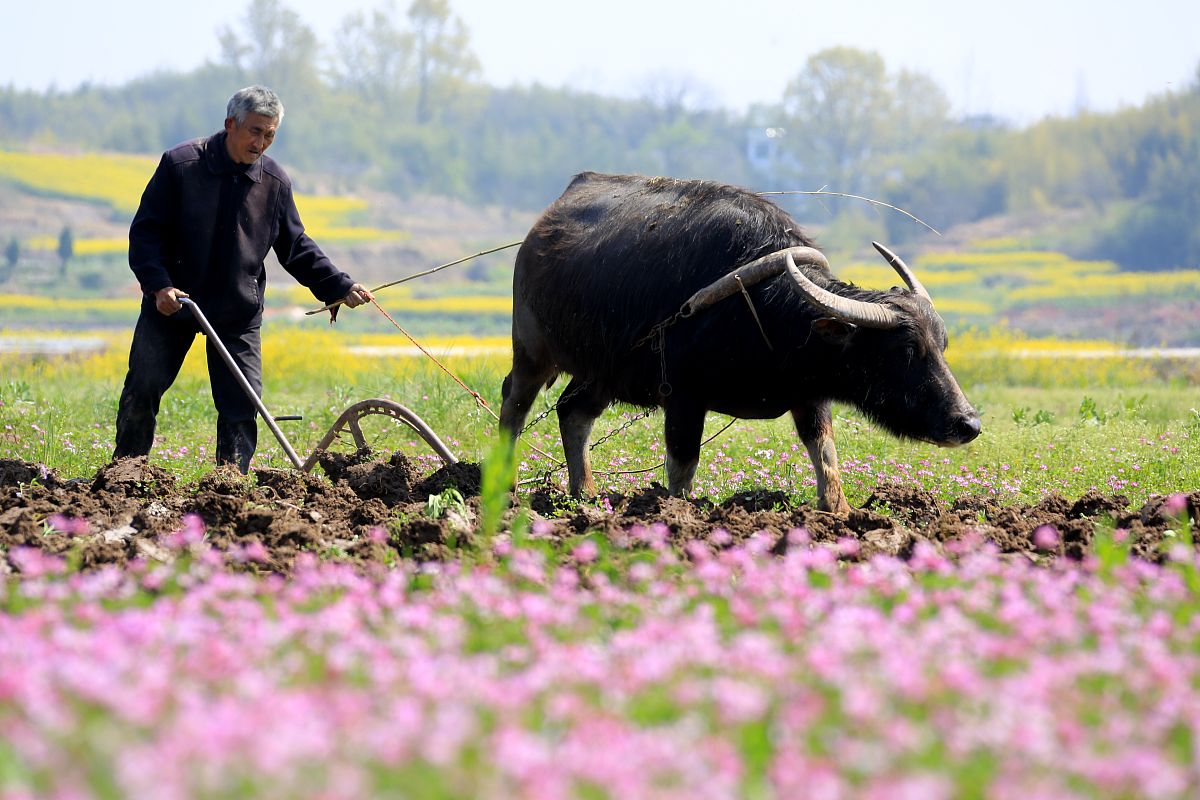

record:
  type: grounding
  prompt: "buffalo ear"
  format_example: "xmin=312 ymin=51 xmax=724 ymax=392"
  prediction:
xmin=812 ymin=317 xmax=857 ymax=343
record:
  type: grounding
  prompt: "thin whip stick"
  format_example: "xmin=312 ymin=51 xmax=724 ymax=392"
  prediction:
xmin=757 ymin=190 xmax=941 ymax=236
xmin=306 ymin=239 xmax=524 ymax=316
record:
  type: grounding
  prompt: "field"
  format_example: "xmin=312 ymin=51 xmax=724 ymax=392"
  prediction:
xmin=2 ymin=312 xmax=1199 ymax=797
xmin=0 ymin=150 xmax=407 ymax=254
xmin=3 ymin=148 xmax=1200 ymax=797
xmin=5 ymin=147 xmax=1200 ymax=342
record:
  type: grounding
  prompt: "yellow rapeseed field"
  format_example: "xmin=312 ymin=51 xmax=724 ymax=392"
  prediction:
xmin=6 ymin=150 xmax=1193 ymax=305
xmin=290 ymin=195 xmax=408 ymax=244
xmin=0 ymin=151 xmax=156 ymax=215
xmin=1 ymin=324 xmax=1163 ymax=391
xmin=1 ymin=150 xmax=405 ymax=249
xmin=917 ymin=250 xmax=1117 ymax=274
xmin=0 ymin=327 xmax=510 ymax=407
xmin=836 ymin=247 xmax=1195 ymax=310
xmin=948 ymin=327 xmax=1160 ymax=386
xmin=0 ymin=294 xmax=141 ymax=314
xmin=1007 ymin=270 xmax=1200 ymax=302
xmin=26 ymin=235 xmax=128 ymax=256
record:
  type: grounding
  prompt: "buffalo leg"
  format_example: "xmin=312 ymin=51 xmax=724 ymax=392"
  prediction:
xmin=556 ymin=378 xmax=609 ymax=496
xmin=664 ymin=401 xmax=706 ymax=496
xmin=792 ymin=401 xmax=851 ymax=514
xmin=499 ymin=345 xmax=556 ymax=438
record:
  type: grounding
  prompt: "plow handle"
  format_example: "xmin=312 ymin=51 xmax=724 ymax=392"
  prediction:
xmin=178 ymin=298 xmax=305 ymax=470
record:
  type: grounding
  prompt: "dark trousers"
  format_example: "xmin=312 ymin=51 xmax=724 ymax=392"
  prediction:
xmin=113 ymin=304 xmax=262 ymax=473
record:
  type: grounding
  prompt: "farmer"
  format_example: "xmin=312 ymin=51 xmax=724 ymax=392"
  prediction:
xmin=113 ymin=85 xmax=373 ymax=473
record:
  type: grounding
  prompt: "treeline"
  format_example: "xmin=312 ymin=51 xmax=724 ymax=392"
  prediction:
xmin=1 ymin=0 xmax=1197 ymax=268
xmin=888 ymin=80 xmax=1200 ymax=268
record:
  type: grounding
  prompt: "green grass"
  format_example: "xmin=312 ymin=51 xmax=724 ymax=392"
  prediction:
xmin=1 ymin=337 xmax=1196 ymax=506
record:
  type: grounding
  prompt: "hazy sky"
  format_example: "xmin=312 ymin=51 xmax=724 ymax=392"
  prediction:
xmin=3 ymin=0 xmax=1197 ymax=124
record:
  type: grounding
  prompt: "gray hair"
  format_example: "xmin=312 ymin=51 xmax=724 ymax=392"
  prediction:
xmin=226 ymin=86 xmax=284 ymax=125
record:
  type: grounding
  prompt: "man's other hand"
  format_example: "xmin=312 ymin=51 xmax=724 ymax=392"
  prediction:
xmin=154 ymin=287 xmax=188 ymax=316
xmin=341 ymin=283 xmax=375 ymax=309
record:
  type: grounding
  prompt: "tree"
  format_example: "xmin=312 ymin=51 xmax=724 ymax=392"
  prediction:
xmin=406 ymin=0 xmax=480 ymax=124
xmin=638 ymin=70 xmax=716 ymax=123
xmin=882 ymin=122 xmax=1008 ymax=244
xmin=2 ymin=236 xmax=17 ymax=282
xmin=57 ymin=226 xmax=73 ymax=277
xmin=1093 ymin=126 xmax=1200 ymax=269
xmin=782 ymin=48 xmax=891 ymax=195
xmin=217 ymin=0 xmax=321 ymax=104
xmin=780 ymin=48 xmax=950 ymax=197
xmin=889 ymin=70 xmax=952 ymax=154
xmin=330 ymin=2 xmax=412 ymax=104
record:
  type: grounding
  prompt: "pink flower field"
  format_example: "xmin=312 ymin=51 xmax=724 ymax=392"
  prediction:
xmin=3 ymin=523 xmax=1200 ymax=799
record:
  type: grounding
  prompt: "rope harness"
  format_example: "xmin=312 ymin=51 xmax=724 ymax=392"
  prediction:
xmin=361 ymin=287 xmax=740 ymax=486
xmin=344 ymin=249 xmax=776 ymax=483
xmin=370 ymin=297 xmax=493 ymax=415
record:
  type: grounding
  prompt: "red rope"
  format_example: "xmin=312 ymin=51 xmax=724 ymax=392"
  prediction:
xmin=369 ymin=298 xmax=496 ymax=418
xmin=368 ymin=297 xmax=678 ymax=476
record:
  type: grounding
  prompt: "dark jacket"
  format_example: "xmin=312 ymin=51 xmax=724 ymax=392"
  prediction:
xmin=129 ymin=131 xmax=354 ymax=324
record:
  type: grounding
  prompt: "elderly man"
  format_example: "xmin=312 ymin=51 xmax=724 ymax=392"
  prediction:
xmin=113 ymin=85 xmax=373 ymax=472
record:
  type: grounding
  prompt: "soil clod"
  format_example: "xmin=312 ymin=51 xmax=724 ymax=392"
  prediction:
xmin=0 ymin=456 xmax=1195 ymax=576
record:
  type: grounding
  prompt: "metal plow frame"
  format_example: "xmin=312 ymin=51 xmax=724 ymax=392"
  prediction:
xmin=300 ymin=398 xmax=457 ymax=473
xmin=179 ymin=298 xmax=457 ymax=473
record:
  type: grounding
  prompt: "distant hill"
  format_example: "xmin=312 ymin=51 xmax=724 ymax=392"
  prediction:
xmin=3 ymin=44 xmax=1197 ymax=271
xmin=0 ymin=151 xmax=532 ymax=297
xmin=3 ymin=154 xmax=1200 ymax=348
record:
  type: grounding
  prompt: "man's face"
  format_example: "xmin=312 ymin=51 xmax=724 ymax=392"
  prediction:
xmin=224 ymin=112 xmax=278 ymax=165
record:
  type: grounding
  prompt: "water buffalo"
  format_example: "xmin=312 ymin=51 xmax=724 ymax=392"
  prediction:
xmin=499 ymin=172 xmax=980 ymax=513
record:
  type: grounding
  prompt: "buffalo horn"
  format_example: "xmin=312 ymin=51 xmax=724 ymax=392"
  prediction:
xmin=681 ymin=246 xmax=829 ymax=316
xmin=785 ymin=253 xmax=901 ymax=329
xmin=872 ymin=241 xmax=931 ymax=302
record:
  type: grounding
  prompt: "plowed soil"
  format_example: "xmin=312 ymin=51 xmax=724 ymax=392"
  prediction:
xmin=1 ymin=454 xmax=1196 ymax=577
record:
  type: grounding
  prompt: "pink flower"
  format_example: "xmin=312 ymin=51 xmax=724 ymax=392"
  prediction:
xmin=8 ymin=546 xmax=66 ymax=577
xmin=1165 ymin=493 xmax=1188 ymax=517
xmin=47 ymin=513 xmax=90 ymax=536
xmin=628 ymin=561 xmax=656 ymax=583
xmin=712 ymin=677 xmax=768 ymax=724
xmin=1167 ymin=543 xmax=1193 ymax=563
xmin=164 ymin=514 xmax=207 ymax=550
xmin=1033 ymin=525 xmax=1059 ymax=550
xmin=684 ymin=540 xmax=711 ymax=563
xmin=708 ymin=529 xmax=733 ymax=547
xmin=571 ymin=539 xmax=599 ymax=564
xmin=229 ymin=540 xmax=270 ymax=564
xmin=786 ymin=528 xmax=811 ymax=547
